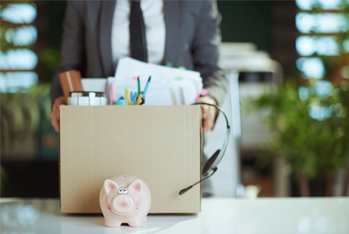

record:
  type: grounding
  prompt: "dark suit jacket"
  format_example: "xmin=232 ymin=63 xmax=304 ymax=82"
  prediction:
xmin=50 ymin=0 xmax=227 ymax=105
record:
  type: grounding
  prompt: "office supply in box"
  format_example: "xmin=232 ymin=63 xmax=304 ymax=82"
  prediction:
xmin=68 ymin=91 xmax=107 ymax=106
xmin=60 ymin=105 xmax=201 ymax=214
xmin=109 ymin=57 xmax=203 ymax=105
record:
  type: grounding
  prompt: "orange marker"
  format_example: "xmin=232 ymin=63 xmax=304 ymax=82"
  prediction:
xmin=135 ymin=93 xmax=143 ymax=105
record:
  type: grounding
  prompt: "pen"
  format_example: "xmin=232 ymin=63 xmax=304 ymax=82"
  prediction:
xmin=132 ymin=92 xmax=138 ymax=105
xmin=110 ymin=84 xmax=115 ymax=105
xmin=135 ymin=93 xmax=143 ymax=105
xmin=129 ymin=91 xmax=133 ymax=105
xmin=125 ymin=88 xmax=130 ymax=105
xmin=137 ymin=76 xmax=141 ymax=95
xmin=142 ymin=76 xmax=151 ymax=99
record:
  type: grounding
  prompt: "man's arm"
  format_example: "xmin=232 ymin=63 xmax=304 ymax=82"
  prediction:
xmin=50 ymin=0 xmax=86 ymax=104
xmin=50 ymin=1 xmax=86 ymax=132
xmin=192 ymin=0 xmax=227 ymax=133
xmin=192 ymin=0 xmax=227 ymax=106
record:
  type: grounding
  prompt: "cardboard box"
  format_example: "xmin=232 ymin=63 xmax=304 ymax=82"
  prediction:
xmin=60 ymin=105 xmax=201 ymax=214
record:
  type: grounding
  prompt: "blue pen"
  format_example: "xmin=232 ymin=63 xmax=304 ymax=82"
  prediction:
xmin=132 ymin=92 xmax=138 ymax=105
xmin=142 ymin=76 xmax=152 ymax=99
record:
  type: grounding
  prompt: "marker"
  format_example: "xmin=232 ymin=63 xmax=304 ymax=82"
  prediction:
xmin=137 ymin=76 xmax=141 ymax=95
xmin=130 ymin=91 xmax=134 ymax=105
xmin=125 ymin=88 xmax=130 ymax=105
xmin=142 ymin=76 xmax=151 ymax=99
xmin=135 ymin=93 xmax=143 ymax=105
xmin=132 ymin=92 xmax=138 ymax=105
xmin=110 ymin=84 xmax=115 ymax=105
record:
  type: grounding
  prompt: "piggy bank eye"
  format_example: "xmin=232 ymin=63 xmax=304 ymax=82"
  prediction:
xmin=117 ymin=189 xmax=128 ymax=194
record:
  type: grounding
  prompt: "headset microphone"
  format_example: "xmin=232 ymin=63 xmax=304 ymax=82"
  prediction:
xmin=179 ymin=103 xmax=230 ymax=195
xmin=179 ymin=167 xmax=218 ymax=195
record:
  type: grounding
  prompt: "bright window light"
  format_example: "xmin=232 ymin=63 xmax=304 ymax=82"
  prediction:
xmin=314 ymin=80 xmax=333 ymax=97
xmin=5 ymin=26 xmax=37 ymax=46
xmin=296 ymin=36 xmax=315 ymax=56
xmin=0 ymin=49 xmax=38 ymax=70
xmin=0 ymin=72 xmax=38 ymax=93
xmin=296 ymin=13 xmax=348 ymax=33
xmin=0 ymin=4 xmax=37 ymax=24
xmin=296 ymin=57 xmax=325 ymax=79
xmin=296 ymin=36 xmax=339 ymax=56
xmin=296 ymin=0 xmax=349 ymax=10
xmin=316 ymin=37 xmax=339 ymax=55
xmin=298 ymin=87 xmax=310 ymax=100
xmin=308 ymin=105 xmax=333 ymax=121
xmin=343 ymin=40 xmax=349 ymax=52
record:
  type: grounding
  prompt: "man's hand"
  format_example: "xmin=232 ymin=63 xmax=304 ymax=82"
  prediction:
xmin=197 ymin=96 xmax=218 ymax=134
xmin=51 ymin=96 xmax=66 ymax=132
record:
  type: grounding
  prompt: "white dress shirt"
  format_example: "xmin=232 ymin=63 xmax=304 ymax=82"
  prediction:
xmin=111 ymin=0 xmax=166 ymax=68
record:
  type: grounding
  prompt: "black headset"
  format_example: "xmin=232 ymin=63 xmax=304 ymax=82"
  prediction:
xmin=179 ymin=103 xmax=231 ymax=195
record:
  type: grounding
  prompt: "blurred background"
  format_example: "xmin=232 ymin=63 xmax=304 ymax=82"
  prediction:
xmin=1 ymin=0 xmax=348 ymax=198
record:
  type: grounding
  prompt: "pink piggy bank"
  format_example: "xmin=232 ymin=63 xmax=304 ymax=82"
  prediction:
xmin=99 ymin=175 xmax=151 ymax=227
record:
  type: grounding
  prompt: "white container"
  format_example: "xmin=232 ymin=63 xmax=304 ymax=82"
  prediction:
xmin=68 ymin=91 xmax=107 ymax=106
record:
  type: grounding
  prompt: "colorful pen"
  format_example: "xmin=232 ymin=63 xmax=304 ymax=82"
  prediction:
xmin=125 ymin=88 xmax=130 ymax=105
xmin=132 ymin=92 xmax=138 ymax=105
xmin=142 ymin=76 xmax=151 ymax=99
xmin=110 ymin=84 xmax=115 ymax=105
xmin=137 ymin=76 xmax=141 ymax=95
xmin=135 ymin=93 xmax=143 ymax=105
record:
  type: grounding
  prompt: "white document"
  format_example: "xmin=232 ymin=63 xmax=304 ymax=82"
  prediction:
xmin=81 ymin=78 xmax=107 ymax=92
xmin=111 ymin=57 xmax=203 ymax=105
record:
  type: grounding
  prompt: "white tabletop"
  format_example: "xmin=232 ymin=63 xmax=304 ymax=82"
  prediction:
xmin=1 ymin=198 xmax=348 ymax=234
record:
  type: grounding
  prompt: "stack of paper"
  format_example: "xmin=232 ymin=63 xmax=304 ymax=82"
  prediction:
xmin=109 ymin=57 xmax=203 ymax=105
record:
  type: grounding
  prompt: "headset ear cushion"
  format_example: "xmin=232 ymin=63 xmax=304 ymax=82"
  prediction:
xmin=203 ymin=149 xmax=220 ymax=176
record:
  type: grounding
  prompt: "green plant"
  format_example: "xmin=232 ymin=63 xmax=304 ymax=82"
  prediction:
xmin=246 ymin=79 xmax=349 ymax=195
xmin=1 ymin=82 xmax=52 ymax=154
xmin=246 ymin=0 xmax=349 ymax=196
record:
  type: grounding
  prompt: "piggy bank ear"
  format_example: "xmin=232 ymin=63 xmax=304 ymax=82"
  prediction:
xmin=104 ymin=179 xmax=119 ymax=195
xmin=128 ymin=180 xmax=143 ymax=193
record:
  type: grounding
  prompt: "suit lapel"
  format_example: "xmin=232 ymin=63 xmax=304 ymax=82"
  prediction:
xmin=99 ymin=0 xmax=116 ymax=76
xmin=163 ymin=0 xmax=180 ymax=66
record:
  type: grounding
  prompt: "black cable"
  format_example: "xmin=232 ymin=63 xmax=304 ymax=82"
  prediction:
xmin=179 ymin=167 xmax=218 ymax=195
xmin=191 ymin=103 xmax=230 ymax=130
xmin=178 ymin=103 xmax=230 ymax=195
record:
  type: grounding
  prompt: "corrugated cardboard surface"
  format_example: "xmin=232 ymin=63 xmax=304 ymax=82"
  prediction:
xmin=60 ymin=106 xmax=201 ymax=214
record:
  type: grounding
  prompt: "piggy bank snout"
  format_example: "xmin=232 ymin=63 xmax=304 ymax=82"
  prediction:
xmin=112 ymin=195 xmax=133 ymax=213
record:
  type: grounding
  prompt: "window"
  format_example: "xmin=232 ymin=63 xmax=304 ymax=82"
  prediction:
xmin=0 ymin=3 xmax=38 ymax=93
xmin=295 ymin=0 xmax=349 ymax=121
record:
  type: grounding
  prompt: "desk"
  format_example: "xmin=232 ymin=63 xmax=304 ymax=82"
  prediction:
xmin=1 ymin=198 xmax=348 ymax=234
